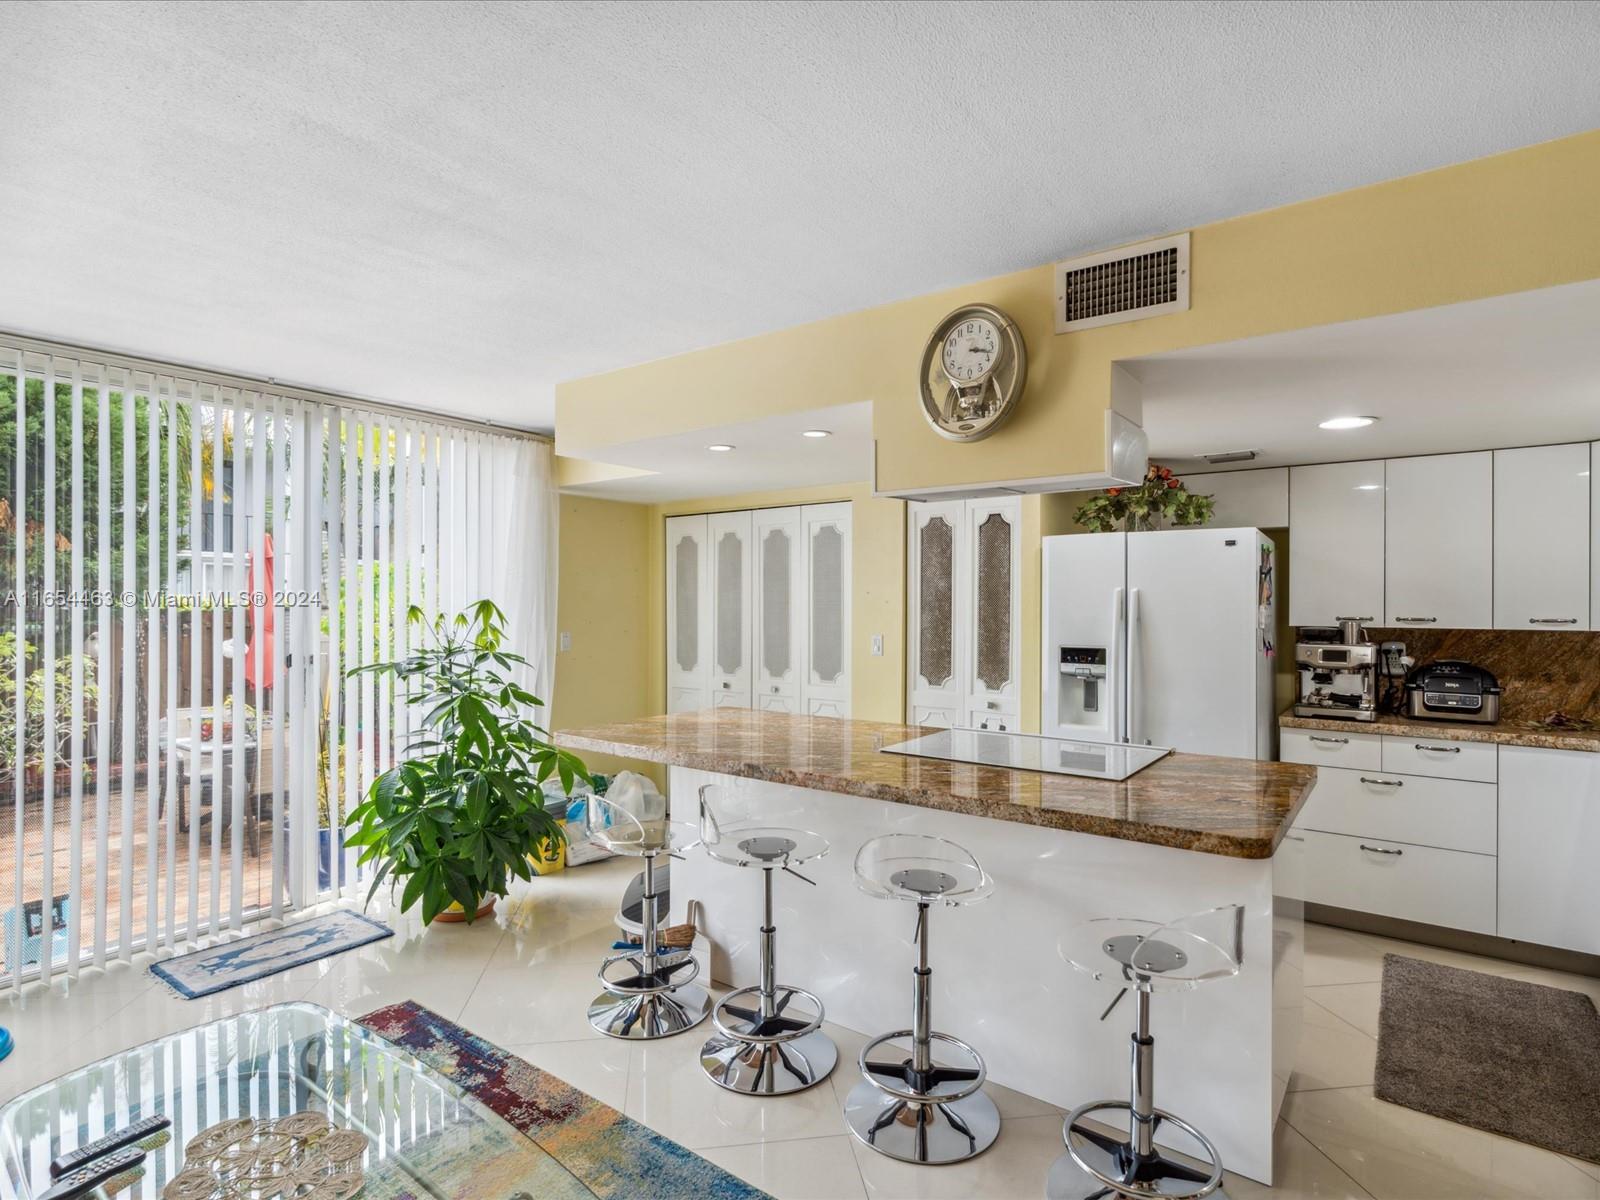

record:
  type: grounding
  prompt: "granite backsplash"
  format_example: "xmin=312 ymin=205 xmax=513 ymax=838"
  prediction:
xmin=1357 ymin=628 xmax=1600 ymax=723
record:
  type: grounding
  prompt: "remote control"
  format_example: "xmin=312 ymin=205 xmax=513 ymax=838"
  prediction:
xmin=49 ymin=1116 xmax=170 ymax=1178
xmin=37 ymin=1146 xmax=145 ymax=1200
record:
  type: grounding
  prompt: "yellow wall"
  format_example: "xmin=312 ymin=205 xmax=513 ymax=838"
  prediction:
xmin=557 ymin=129 xmax=1600 ymax=495
xmin=551 ymin=495 xmax=656 ymax=777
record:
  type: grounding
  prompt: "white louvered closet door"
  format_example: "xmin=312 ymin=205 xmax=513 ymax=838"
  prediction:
xmin=906 ymin=502 xmax=964 ymax=727
xmin=964 ymin=497 xmax=1021 ymax=731
xmin=665 ymin=514 xmax=711 ymax=713
xmin=800 ymin=502 xmax=851 ymax=718
xmin=708 ymin=510 xmax=752 ymax=708
xmin=752 ymin=506 xmax=801 ymax=713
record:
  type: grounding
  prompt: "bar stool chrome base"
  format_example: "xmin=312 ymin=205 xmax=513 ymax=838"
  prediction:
xmin=588 ymin=982 xmax=712 ymax=1040
xmin=843 ymin=1031 xmax=1000 ymax=1165
xmin=1046 ymin=1101 xmax=1228 ymax=1199
xmin=700 ymin=983 xmax=836 ymax=1094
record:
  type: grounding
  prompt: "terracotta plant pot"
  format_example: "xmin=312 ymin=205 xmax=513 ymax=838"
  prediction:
xmin=432 ymin=897 xmax=496 ymax=924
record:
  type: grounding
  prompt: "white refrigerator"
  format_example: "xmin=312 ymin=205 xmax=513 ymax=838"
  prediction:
xmin=1042 ymin=528 xmax=1278 ymax=760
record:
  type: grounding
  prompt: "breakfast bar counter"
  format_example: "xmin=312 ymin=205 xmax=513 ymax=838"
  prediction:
xmin=557 ymin=710 xmax=1316 ymax=857
xmin=559 ymin=711 xmax=1309 ymax=1184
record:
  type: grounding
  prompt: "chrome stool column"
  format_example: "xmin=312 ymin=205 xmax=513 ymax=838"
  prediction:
xmin=843 ymin=834 xmax=999 ymax=1166
xmin=696 ymin=783 xmax=837 ymax=1094
xmin=1047 ymin=905 xmax=1244 ymax=1200
xmin=585 ymin=793 xmax=711 ymax=1040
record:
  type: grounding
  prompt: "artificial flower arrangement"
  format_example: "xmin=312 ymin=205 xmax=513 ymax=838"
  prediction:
xmin=1072 ymin=465 xmax=1215 ymax=533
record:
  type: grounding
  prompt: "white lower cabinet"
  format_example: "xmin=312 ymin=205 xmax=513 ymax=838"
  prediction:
xmin=1294 ymin=764 xmax=1496 ymax=856
xmin=1300 ymin=830 xmax=1498 ymax=935
xmin=1498 ymin=745 xmax=1600 ymax=954
xmin=1286 ymin=731 xmax=1600 ymax=951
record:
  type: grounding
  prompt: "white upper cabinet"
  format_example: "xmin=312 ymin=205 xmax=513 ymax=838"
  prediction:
xmin=752 ymin=506 xmax=803 ymax=712
xmin=1593 ymin=443 xmax=1600 ymax=631
xmin=1177 ymin=468 xmax=1289 ymax=530
xmin=665 ymin=514 xmax=712 ymax=713
xmin=1494 ymin=443 xmax=1591 ymax=630
xmin=1385 ymin=452 xmax=1493 ymax=629
xmin=1288 ymin=460 xmax=1385 ymax=627
xmin=708 ymin=510 xmax=753 ymax=706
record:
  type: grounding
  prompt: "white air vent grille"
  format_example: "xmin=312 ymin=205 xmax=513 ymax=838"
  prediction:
xmin=1054 ymin=232 xmax=1190 ymax=333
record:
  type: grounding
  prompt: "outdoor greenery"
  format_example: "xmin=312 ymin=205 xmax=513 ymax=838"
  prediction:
xmin=343 ymin=599 xmax=588 ymax=925
xmin=1072 ymin=465 xmax=1216 ymax=532
xmin=0 ymin=632 xmax=100 ymax=771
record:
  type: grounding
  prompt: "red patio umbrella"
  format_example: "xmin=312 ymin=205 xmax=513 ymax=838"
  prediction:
xmin=245 ymin=533 xmax=275 ymax=688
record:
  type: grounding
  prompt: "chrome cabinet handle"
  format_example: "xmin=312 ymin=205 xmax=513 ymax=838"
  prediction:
xmin=1334 ymin=616 xmax=1374 ymax=622
xmin=1359 ymin=843 xmax=1404 ymax=856
xmin=1414 ymin=743 xmax=1460 ymax=753
xmin=1394 ymin=616 xmax=1438 ymax=623
xmin=1308 ymin=735 xmax=1349 ymax=745
xmin=1530 ymin=618 xmax=1580 ymax=625
xmin=1359 ymin=776 xmax=1404 ymax=788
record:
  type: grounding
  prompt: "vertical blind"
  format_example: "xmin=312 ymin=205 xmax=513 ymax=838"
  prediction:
xmin=0 ymin=339 xmax=547 ymax=988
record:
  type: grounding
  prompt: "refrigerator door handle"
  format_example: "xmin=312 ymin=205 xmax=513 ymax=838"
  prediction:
xmin=1111 ymin=586 xmax=1126 ymax=742
xmin=1127 ymin=586 xmax=1142 ymax=745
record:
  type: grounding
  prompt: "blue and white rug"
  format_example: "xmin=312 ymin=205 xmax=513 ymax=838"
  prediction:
xmin=152 ymin=911 xmax=393 ymax=998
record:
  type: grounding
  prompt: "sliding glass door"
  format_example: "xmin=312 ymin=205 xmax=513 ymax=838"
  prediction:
xmin=0 ymin=340 xmax=544 ymax=988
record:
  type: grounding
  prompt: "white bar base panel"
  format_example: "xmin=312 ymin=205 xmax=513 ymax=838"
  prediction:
xmin=668 ymin=766 xmax=1304 ymax=1185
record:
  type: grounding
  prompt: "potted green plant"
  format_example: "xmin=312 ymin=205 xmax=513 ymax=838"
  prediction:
xmin=1072 ymin=465 xmax=1215 ymax=533
xmin=344 ymin=599 xmax=589 ymax=925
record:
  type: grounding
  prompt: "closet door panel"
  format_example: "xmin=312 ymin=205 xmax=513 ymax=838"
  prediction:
xmin=907 ymin=501 xmax=966 ymax=725
xmin=753 ymin=506 xmax=803 ymax=708
xmin=801 ymin=502 xmax=852 ymax=717
xmin=966 ymin=497 xmax=1021 ymax=720
xmin=708 ymin=510 xmax=753 ymax=706
xmin=665 ymin=514 xmax=711 ymax=712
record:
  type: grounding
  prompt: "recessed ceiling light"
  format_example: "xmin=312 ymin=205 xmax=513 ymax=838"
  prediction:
xmin=801 ymin=429 xmax=831 ymax=439
xmin=707 ymin=443 xmax=735 ymax=452
xmin=1355 ymin=484 xmax=1383 ymax=491
xmin=1318 ymin=415 xmax=1377 ymax=431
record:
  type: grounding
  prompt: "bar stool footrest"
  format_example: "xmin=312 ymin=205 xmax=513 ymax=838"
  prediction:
xmin=856 ymin=1029 xmax=988 ymax=1105
xmin=596 ymin=948 xmax=699 ymax=997
xmin=711 ymin=984 xmax=825 ymax=1045
xmin=1049 ymin=1099 xmax=1227 ymax=1200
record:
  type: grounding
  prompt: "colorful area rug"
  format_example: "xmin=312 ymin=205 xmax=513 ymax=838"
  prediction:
xmin=1375 ymin=953 xmax=1600 ymax=1162
xmin=358 ymin=1000 xmax=768 ymax=1199
xmin=151 ymin=910 xmax=393 ymax=998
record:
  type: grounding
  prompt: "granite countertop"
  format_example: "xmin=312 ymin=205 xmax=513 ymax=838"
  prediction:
xmin=1279 ymin=709 xmax=1600 ymax=752
xmin=556 ymin=710 xmax=1315 ymax=860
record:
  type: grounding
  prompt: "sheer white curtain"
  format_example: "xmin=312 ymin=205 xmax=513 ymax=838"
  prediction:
xmin=0 ymin=335 xmax=549 ymax=988
xmin=490 ymin=436 xmax=558 ymax=707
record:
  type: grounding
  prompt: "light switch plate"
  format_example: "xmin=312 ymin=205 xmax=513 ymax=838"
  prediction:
xmin=871 ymin=634 xmax=884 ymax=656
xmin=559 ymin=631 xmax=572 ymax=652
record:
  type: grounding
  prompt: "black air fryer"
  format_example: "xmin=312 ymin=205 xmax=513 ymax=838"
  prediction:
xmin=1403 ymin=660 xmax=1502 ymax=724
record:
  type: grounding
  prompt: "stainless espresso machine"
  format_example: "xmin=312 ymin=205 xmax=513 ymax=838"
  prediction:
xmin=1294 ymin=620 xmax=1379 ymax=722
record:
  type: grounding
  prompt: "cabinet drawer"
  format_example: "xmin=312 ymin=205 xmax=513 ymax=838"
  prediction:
xmin=1280 ymin=727 xmax=1382 ymax=771
xmin=1296 ymin=766 xmax=1496 ymax=854
xmin=1302 ymin=830 xmax=1497 ymax=934
xmin=1380 ymin=735 xmax=1496 ymax=782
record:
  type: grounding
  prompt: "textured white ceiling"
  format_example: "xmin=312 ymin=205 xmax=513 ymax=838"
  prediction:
xmin=4 ymin=1 xmax=1600 ymax=432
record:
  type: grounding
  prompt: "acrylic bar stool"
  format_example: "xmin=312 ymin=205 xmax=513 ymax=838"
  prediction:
xmin=695 ymin=783 xmax=838 ymax=1094
xmin=584 ymin=792 xmax=711 ymax=1040
xmin=843 ymin=833 xmax=1000 ymax=1166
xmin=1046 ymin=905 xmax=1244 ymax=1200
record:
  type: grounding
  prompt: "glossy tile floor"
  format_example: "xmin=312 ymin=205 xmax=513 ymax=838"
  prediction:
xmin=3 ymin=858 xmax=1599 ymax=1199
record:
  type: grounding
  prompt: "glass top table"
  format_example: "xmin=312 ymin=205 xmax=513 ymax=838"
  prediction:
xmin=879 ymin=728 xmax=1171 ymax=781
xmin=0 ymin=1002 xmax=589 ymax=1200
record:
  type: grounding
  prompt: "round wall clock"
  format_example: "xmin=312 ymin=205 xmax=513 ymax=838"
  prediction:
xmin=917 ymin=304 xmax=1028 ymax=442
